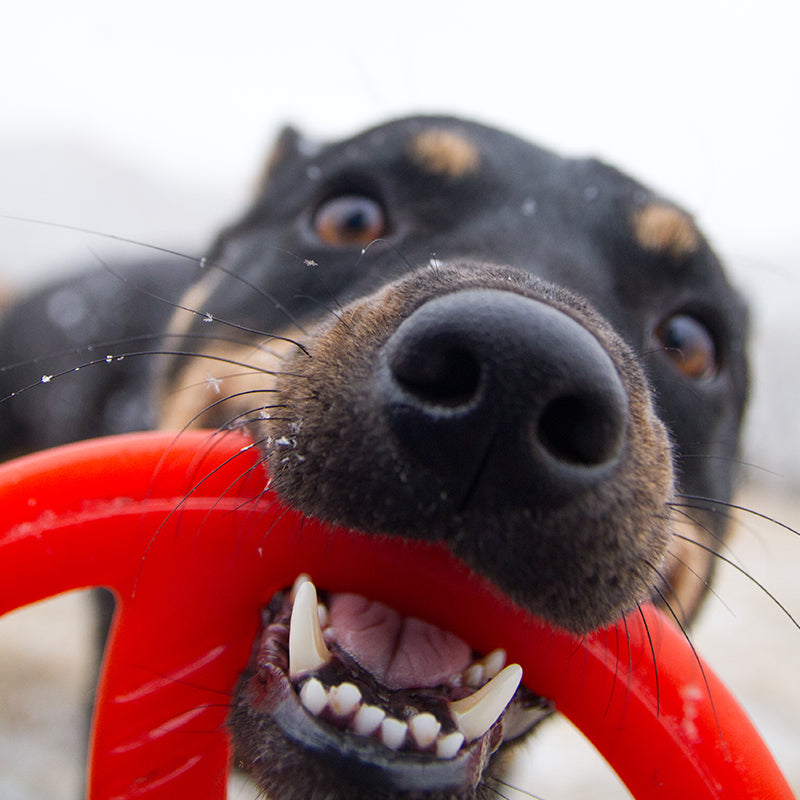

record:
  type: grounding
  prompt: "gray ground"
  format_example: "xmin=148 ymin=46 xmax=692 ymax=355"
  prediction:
xmin=1 ymin=481 xmax=798 ymax=800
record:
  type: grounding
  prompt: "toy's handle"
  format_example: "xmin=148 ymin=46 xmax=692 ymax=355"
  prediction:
xmin=0 ymin=431 xmax=794 ymax=800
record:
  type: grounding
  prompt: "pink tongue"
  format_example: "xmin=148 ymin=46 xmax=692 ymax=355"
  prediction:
xmin=328 ymin=593 xmax=472 ymax=690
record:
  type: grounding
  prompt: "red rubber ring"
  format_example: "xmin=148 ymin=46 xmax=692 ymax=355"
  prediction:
xmin=0 ymin=430 xmax=794 ymax=799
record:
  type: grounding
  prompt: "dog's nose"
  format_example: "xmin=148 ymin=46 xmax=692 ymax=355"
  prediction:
xmin=378 ymin=289 xmax=628 ymax=506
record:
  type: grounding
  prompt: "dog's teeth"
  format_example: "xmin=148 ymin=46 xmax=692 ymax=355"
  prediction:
xmin=329 ymin=682 xmax=362 ymax=717
xmin=289 ymin=580 xmax=332 ymax=679
xmin=317 ymin=602 xmax=329 ymax=628
xmin=299 ymin=678 xmax=328 ymax=716
xmin=435 ymin=731 xmax=465 ymax=759
xmin=409 ymin=712 xmax=441 ymax=749
xmin=290 ymin=573 xmax=312 ymax=599
xmin=353 ymin=704 xmax=386 ymax=736
xmin=449 ymin=664 xmax=522 ymax=742
xmin=380 ymin=717 xmax=408 ymax=750
xmin=463 ymin=663 xmax=485 ymax=687
xmin=480 ymin=648 xmax=507 ymax=680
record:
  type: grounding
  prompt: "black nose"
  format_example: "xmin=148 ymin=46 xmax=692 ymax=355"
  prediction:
xmin=378 ymin=289 xmax=628 ymax=507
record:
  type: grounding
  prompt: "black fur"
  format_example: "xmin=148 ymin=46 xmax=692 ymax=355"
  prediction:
xmin=0 ymin=116 xmax=749 ymax=799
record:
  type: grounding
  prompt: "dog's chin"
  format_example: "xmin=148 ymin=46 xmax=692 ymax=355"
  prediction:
xmin=230 ymin=576 xmax=553 ymax=800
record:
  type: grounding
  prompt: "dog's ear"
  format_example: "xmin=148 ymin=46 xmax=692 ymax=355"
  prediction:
xmin=255 ymin=125 xmax=320 ymax=190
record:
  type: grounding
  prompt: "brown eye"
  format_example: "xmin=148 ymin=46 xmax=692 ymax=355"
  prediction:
xmin=312 ymin=194 xmax=387 ymax=246
xmin=656 ymin=314 xmax=718 ymax=379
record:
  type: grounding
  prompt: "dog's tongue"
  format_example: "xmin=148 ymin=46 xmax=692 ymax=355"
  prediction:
xmin=328 ymin=593 xmax=472 ymax=689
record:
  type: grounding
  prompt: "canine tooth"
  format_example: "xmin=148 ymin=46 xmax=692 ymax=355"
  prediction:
xmin=289 ymin=580 xmax=332 ymax=678
xmin=329 ymin=682 xmax=362 ymax=717
xmin=317 ymin=602 xmax=329 ymax=628
xmin=299 ymin=678 xmax=328 ymax=716
xmin=480 ymin=648 xmax=507 ymax=680
xmin=353 ymin=704 xmax=386 ymax=736
xmin=409 ymin=712 xmax=441 ymax=749
xmin=449 ymin=664 xmax=522 ymax=742
xmin=290 ymin=573 xmax=312 ymax=599
xmin=436 ymin=731 xmax=465 ymax=759
xmin=380 ymin=717 xmax=408 ymax=750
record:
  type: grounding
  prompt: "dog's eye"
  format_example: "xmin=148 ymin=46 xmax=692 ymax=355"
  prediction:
xmin=655 ymin=314 xmax=718 ymax=379
xmin=312 ymin=194 xmax=387 ymax=246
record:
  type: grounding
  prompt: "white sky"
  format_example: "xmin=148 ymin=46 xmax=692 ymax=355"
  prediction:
xmin=1 ymin=0 xmax=797 ymax=265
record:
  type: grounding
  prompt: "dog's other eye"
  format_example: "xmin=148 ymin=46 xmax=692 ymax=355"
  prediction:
xmin=655 ymin=314 xmax=718 ymax=379
xmin=312 ymin=194 xmax=387 ymax=246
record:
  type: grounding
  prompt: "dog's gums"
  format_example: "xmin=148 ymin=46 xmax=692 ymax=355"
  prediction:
xmin=232 ymin=574 xmax=549 ymax=796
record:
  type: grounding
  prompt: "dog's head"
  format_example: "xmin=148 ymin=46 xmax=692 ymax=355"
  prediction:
xmin=161 ymin=116 xmax=748 ymax=799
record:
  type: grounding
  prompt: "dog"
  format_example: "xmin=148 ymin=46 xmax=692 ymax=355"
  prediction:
xmin=0 ymin=116 xmax=749 ymax=799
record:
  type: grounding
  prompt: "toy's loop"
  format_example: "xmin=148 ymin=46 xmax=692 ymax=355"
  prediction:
xmin=0 ymin=431 xmax=794 ymax=799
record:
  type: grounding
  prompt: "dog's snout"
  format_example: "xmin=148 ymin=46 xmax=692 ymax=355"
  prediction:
xmin=379 ymin=289 xmax=628 ymax=505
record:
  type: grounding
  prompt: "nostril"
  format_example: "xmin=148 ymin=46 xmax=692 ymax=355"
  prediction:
xmin=537 ymin=393 xmax=626 ymax=466
xmin=390 ymin=341 xmax=482 ymax=409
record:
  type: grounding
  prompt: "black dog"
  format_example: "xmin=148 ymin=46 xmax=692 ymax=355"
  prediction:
xmin=0 ymin=116 xmax=748 ymax=799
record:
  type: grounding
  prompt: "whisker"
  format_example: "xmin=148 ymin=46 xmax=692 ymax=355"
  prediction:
xmin=193 ymin=255 xmax=311 ymax=338
xmin=89 ymin=249 xmax=311 ymax=354
xmin=651 ymin=583 xmax=726 ymax=752
xmin=674 ymin=453 xmax=782 ymax=480
xmin=0 ymin=213 xmax=207 ymax=262
xmin=165 ymin=389 xmax=285 ymax=432
xmin=674 ymin=494 xmax=800 ymax=538
xmin=2 ymin=349 xmax=305 ymax=405
xmin=659 ymin=545 xmax=731 ymax=616
xmin=133 ymin=431 xmax=269 ymax=592
xmin=668 ymin=505 xmax=737 ymax=555
xmin=673 ymin=534 xmax=800 ymax=630
xmin=292 ymin=293 xmax=349 ymax=330
xmin=0 ymin=330 xmax=256 ymax=376
xmin=486 ymin=775 xmax=547 ymax=800
xmin=1 ymin=214 xmax=315 ymax=347
xmin=636 ymin=602 xmax=660 ymax=717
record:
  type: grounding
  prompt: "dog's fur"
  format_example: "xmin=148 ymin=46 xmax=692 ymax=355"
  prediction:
xmin=0 ymin=116 xmax=749 ymax=799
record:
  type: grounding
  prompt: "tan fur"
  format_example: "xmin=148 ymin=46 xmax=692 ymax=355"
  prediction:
xmin=633 ymin=202 xmax=700 ymax=259
xmin=158 ymin=338 xmax=296 ymax=431
xmin=663 ymin=517 xmax=717 ymax=624
xmin=408 ymin=128 xmax=481 ymax=179
xmin=165 ymin=269 xmax=229 ymax=344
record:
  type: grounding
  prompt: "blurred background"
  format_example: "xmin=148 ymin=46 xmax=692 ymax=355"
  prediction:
xmin=0 ymin=1 xmax=798 ymax=798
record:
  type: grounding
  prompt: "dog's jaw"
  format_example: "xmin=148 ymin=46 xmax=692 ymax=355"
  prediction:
xmin=231 ymin=577 xmax=552 ymax=800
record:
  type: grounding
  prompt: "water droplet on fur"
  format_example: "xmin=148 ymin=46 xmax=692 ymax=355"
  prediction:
xmin=206 ymin=373 xmax=222 ymax=394
xmin=583 ymin=185 xmax=599 ymax=201
xmin=521 ymin=198 xmax=537 ymax=216
xmin=306 ymin=165 xmax=322 ymax=180
xmin=41 ymin=374 xmax=53 ymax=383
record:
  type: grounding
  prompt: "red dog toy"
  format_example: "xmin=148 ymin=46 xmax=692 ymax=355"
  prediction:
xmin=0 ymin=430 xmax=794 ymax=799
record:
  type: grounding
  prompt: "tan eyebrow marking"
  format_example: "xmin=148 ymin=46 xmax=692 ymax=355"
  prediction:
xmin=408 ymin=128 xmax=481 ymax=179
xmin=632 ymin=202 xmax=700 ymax=259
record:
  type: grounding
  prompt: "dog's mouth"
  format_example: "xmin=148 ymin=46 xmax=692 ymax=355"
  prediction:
xmin=245 ymin=573 xmax=552 ymax=793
